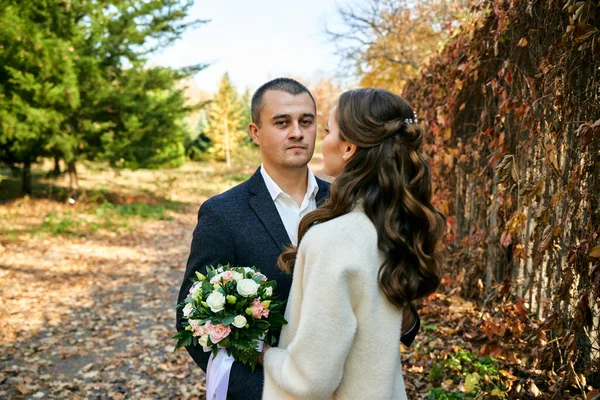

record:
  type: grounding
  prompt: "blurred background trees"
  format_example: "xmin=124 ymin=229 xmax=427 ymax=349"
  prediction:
xmin=327 ymin=0 xmax=472 ymax=92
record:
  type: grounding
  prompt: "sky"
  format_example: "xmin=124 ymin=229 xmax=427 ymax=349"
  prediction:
xmin=148 ymin=0 xmax=353 ymax=93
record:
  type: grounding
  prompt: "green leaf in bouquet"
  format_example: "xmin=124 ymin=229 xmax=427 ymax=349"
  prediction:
xmin=252 ymin=275 xmax=263 ymax=284
xmin=201 ymin=280 xmax=214 ymax=294
xmin=206 ymin=266 xmax=217 ymax=280
xmin=222 ymin=315 xmax=235 ymax=326
xmin=195 ymin=271 xmax=207 ymax=281
xmin=172 ymin=330 xmax=193 ymax=351
xmin=254 ymin=320 xmax=269 ymax=330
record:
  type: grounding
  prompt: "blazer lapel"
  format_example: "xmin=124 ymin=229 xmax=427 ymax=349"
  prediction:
xmin=248 ymin=168 xmax=291 ymax=252
xmin=315 ymin=177 xmax=331 ymax=206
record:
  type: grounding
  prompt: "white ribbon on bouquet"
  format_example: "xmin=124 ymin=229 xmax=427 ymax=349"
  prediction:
xmin=205 ymin=339 xmax=265 ymax=400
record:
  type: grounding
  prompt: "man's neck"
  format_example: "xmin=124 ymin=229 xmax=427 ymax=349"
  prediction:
xmin=262 ymin=164 xmax=309 ymax=206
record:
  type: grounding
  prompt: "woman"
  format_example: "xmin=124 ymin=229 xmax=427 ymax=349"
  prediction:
xmin=261 ymin=88 xmax=446 ymax=399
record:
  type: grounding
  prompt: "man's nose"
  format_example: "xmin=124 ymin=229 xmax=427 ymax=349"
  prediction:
xmin=288 ymin=122 xmax=304 ymax=140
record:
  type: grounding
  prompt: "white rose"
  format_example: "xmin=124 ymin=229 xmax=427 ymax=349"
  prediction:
xmin=182 ymin=303 xmax=194 ymax=318
xmin=199 ymin=334 xmax=209 ymax=348
xmin=264 ymin=287 xmax=273 ymax=297
xmin=232 ymin=315 xmax=247 ymax=329
xmin=217 ymin=267 xmax=224 ymax=273
xmin=232 ymin=271 xmax=244 ymax=282
xmin=243 ymin=267 xmax=255 ymax=275
xmin=206 ymin=291 xmax=226 ymax=312
xmin=237 ymin=279 xmax=259 ymax=297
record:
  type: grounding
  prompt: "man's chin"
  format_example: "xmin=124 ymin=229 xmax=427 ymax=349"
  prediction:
xmin=282 ymin=157 xmax=311 ymax=169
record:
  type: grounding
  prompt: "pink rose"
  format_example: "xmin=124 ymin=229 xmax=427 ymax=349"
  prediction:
xmin=249 ymin=298 xmax=270 ymax=320
xmin=210 ymin=271 xmax=234 ymax=284
xmin=205 ymin=323 xmax=231 ymax=343
xmin=190 ymin=321 xmax=207 ymax=337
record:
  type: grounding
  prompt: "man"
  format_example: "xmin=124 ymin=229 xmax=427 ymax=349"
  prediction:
xmin=176 ymin=78 xmax=419 ymax=400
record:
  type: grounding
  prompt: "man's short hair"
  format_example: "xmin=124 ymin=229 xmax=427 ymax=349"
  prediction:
xmin=251 ymin=78 xmax=316 ymax=126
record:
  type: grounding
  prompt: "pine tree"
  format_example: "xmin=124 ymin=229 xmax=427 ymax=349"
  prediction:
xmin=65 ymin=0 xmax=206 ymax=175
xmin=0 ymin=0 xmax=207 ymax=193
xmin=204 ymin=74 xmax=247 ymax=167
xmin=0 ymin=0 xmax=79 ymax=193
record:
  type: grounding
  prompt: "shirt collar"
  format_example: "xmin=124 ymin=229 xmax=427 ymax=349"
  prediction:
xmin=260 ymin=164 xmax=319 ymax=201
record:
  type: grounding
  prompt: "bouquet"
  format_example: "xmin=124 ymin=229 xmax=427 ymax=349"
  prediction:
xmin=173 ymin=264 xmax=287 ymax=371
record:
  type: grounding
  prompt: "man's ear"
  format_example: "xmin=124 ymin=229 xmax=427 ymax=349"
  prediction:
xmin=248 ymin=122 xmax=260 ymax=146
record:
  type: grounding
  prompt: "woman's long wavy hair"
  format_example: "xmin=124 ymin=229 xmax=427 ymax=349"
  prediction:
xmin=278 ymin=88 xmax=446 ymax=308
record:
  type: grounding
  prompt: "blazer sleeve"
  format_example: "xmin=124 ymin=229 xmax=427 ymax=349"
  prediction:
xmin=176 ymin=201 xmax=264 ymax=400
xmin=263 ymin=235 xmax=361 ymax=398
xmin=400 ymin=303 xmax=420 ymax=347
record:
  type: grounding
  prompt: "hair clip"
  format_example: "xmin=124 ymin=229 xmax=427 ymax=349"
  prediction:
xmin=404 ymin=111 xmax=418 ymax=125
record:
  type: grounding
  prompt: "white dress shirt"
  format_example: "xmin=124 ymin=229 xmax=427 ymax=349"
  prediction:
xmin=260 ymin=165 xmax=319 ymax=246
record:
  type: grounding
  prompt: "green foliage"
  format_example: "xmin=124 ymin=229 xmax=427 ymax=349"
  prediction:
xmin=41 ymin=211 xmax=81 ymax=236
xmin=0 ymin=0 xmax=79 ymax=171
xmin=427 ymin=388 xmax=472 ymax=400
xmin=186 ymin=110 xmax=212 ymax=161
xmin=0 ymin=0 xmax=207 ymax=193
xmin=426 ymin=349 xmax=503 ymax=399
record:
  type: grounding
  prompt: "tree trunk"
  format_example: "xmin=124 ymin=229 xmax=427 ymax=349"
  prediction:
xmin=485 ymin=174 xmax=500 ymax=292
xmin=68 ymin=160 xmax=78 ymax=191
xmin=22 ymin=159 xmax=32 ymax=195
xmin=224 ymin=117 xmax=231 ymax=168
xmin=53 ymin=155 xmax=61 ymax=176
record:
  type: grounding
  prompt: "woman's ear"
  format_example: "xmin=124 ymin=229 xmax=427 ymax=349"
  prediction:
xmin=342 ymin=142 xmax=357 ymax=162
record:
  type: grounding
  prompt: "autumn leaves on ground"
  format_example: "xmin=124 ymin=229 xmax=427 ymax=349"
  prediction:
xmin=0 ymin=157 xmax=567 ymax=400
xmin=0 ymin=161 xmax=252 ymax=399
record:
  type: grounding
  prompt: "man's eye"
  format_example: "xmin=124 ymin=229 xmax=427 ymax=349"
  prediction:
xmin=275 ymin=121 xmax=287 ymax=126
xmin=301 ymin=120 xmax=313 ymax=126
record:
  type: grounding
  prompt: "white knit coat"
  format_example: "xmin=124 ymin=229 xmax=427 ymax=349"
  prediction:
xmin=263 ymin=209 xmax=408 ymax=400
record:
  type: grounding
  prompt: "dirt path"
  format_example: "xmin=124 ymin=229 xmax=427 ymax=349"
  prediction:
xmin=0 ymin=207 xmax=207 ymax=399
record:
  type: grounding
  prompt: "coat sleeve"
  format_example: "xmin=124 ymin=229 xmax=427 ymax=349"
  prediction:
xmin=176 ymin=200 xmax=264 ymax=400
xmin=400 ymin=303 xmax=420 ymax=347
xmin=263 ymin=233 xmax=362 ymax=398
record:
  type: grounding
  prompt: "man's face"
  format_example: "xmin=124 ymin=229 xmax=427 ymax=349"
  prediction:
xmin=249 ymin=90 xmax=316 ymax=171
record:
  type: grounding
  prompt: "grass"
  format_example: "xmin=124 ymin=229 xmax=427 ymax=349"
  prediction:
xmin=0 ymin=149 xmax=264 ymax=240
